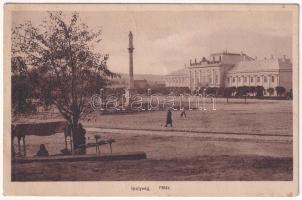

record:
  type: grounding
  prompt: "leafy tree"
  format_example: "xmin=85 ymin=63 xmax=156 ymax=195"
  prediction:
xmin=223 ymin=87 xmax=236 ymax=103
xmin=223 ymin=87 xmax=232 ymax=97
xmin=248 ymin=86 xmax=256 ymax=96
xmin=11 ymin=57 xmax=37 ymax=114
xmin=255 ymin=86 xmax=265 ymax=97
xmin=267 ymin=88 xmax=274 ymax=96
xmin=12 ymin=12 xmax=118 ymax=148
xmin=231 ymin=87 xmax=237 ymax=95
xmin=236 ymin=86 xmax=250 ymax=96
xmin=289 ymin=89 xmax=293 ymax=99
xmin=206 ymin=87 xmax=219 ymax=96
xmin=275 ymin=86 xmax=286 ymax=96
xmin=217 ymin=87 xmax=225 ymax=96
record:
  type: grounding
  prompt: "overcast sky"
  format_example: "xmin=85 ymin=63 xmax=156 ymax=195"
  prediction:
xmin=12 ymin=9 xmax=293 ymax=75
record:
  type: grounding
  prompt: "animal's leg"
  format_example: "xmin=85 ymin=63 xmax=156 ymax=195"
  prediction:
xmin=65 ymin=136 xmax=68 ymax=149
xmin=17 ymin=137 xmax=21 ymax=156
xmin=11 ymin=137 xmax=15 ymax=158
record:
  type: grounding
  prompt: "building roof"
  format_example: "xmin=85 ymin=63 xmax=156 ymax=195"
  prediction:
xmin=166 ymin=68 xmax=187 ymax=76
xmin=188 ymin=52 xmax=254 ymax=67
xmin=134 ymin=79 xmax=148 ymax=83
xmin=227 ymin=58 xmax=292 ymax=74
xmin=210 ymin=52 xmax=242 ymax=56
xmin=210 ymin=52 xmax=255 ymax=60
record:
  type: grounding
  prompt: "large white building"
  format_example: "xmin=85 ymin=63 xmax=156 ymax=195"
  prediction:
xmin=165 ymin=68 xmax=189 ymax=87
xmin=225 ymin=56 xmax=292 ymax=91
xmin=165 ymin=51 xmax=292 ymax=93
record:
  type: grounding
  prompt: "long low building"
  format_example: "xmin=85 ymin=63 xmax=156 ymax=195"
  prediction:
xmin=165 ymin=51 xmax=292 ymax=94
xmin=225 ymin=56 xmax=292 ymax=91
xmin=165 ymin=68 xmax=189 ymax=87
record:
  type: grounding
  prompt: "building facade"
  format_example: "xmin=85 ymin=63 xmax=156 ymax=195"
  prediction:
xmin=225 ymin=56 xmax=292 ymax=91
xmin=165 ymin=68 xmax=190 ymax=87
xmin=165 ymin=51 xmax=292 ymax=93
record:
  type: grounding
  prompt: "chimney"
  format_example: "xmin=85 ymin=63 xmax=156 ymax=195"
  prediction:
xmin=195 ymin=58 xmax=197 ymax=64
xmin=190 ymin=59 xmax=192 ymax=66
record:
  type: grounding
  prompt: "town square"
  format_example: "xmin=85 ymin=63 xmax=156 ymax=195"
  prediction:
xmin=6 ymin=4 xmax=295 ymax=187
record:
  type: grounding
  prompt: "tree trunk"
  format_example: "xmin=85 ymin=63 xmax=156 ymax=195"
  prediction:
xmin=71 ymin=117 xmax=79 ymax=154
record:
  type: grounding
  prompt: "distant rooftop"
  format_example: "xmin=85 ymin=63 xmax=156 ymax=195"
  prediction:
xmin=210 ymin=51 xmax=245 ymax=56
xmin=227 ymin=57 xmax=292 ymax=74
xmin=189 ymin=51 xmax=254 ymax=67
xmin=166 ymin=68 xmax=187 ymax=76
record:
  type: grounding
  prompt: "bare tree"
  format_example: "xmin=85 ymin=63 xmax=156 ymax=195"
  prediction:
xmin=12 ymin=11 xmax=118 ymax=147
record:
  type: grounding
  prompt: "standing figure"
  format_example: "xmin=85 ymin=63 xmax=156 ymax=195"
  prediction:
xmin=73 ymin=123 xmax=86 ymax=155
xmin=180 ymin=107 xmax=187 ymax=118
xmin=78 ymin=123 xmax=87 ymax=154
xmin=165 ymin=109 xmax=173 ymax=127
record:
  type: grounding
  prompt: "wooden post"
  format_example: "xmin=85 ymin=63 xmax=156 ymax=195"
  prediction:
xmin=22 ymin=136 xmax=26 ymax=156
xmin=109 ymin=143 xmax=112 ymax=154
xmin=70 ymin=136 xmax=73 ymax=154
xmin=95 ymin=138 xmax=98 ymax=153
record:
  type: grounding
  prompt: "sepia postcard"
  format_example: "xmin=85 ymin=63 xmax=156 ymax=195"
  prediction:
xmin=3 ymin=3 xmax=299 ymax=196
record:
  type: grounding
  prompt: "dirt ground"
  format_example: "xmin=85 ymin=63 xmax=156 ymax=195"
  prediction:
xmin=12 ymin=99 xmax=293 ymax=181
xmin=85 ymin=99 xmax=293 ymax=136
xmin=12 ymin=155 xmax=292 ymax=181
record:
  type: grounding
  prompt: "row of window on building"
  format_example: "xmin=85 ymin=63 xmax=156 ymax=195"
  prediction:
xmin=166 ymin=76 xmax=188 ymax=86
xmin=227 ymin=75 xmax=277 ymax=84
xmin=192 ymin=75 xmax=219 ymax=85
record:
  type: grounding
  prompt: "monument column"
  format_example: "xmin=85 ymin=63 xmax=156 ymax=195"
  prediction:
xmin=125 ymin=31 xmax=135 ymax=108
xmin=128 ymin=31 xmax=134 ymax=89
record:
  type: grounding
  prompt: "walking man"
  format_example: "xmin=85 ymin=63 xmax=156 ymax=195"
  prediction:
xmin=180 ymin=107 xmax=187 ymax=118
xmin=165 ymin=109 xmax=173 ymax=127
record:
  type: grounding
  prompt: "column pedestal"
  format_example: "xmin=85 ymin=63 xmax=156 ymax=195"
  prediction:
xmin=125 ymin=88 xmax=137 ymax=108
